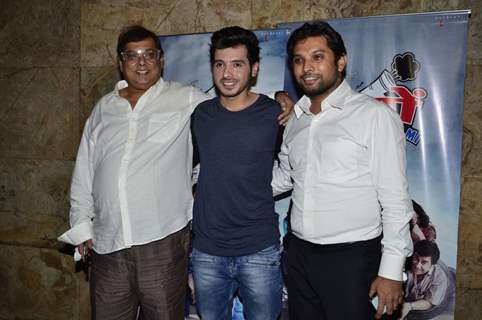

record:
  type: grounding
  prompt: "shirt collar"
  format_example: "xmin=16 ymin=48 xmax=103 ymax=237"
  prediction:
xmin=294 ymin=79 xmax=351 ymax=118
xmin=293 ymin=95 xmax=311 ymax=118
xmin=114 ymin=77 xmax=165 ymax=97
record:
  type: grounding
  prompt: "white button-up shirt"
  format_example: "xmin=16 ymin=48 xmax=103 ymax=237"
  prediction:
xmin=272 ymin=80 xmax=413 ymax=280
xmin=65 ymin=78 xmax=209 ymax=254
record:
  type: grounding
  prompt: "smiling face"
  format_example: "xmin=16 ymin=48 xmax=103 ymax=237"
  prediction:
xmin=212 ymin=45 xmax=259 ymax=101
xmin=119 ymin=38 xmax=163 ymax=95
xmin=292 ymin=36 xmax=346 ymax=100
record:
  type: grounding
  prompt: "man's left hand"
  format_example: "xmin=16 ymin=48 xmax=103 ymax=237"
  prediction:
xmin=369 ymin=276 xmax=403 ymax=319
xmin=275 ymin=91 xmax=294 ymax=126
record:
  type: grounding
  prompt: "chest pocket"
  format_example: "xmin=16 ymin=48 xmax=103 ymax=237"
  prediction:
xmin=147 ymin=112 xmax=181 ymax=144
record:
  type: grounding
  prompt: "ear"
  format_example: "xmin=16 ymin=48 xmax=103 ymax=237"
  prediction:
xmin=118 ymin=59 xmax=124 ymax=73
xmin=251 ymin=62 xmax=259 ymax=77
xmin=159 ymin=55 xmax=165 ymax=70
xmin=337 ymin=54 xmax=347 ymax=73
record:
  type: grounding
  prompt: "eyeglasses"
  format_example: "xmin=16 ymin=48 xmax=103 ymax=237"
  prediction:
xmin=120 ymin=49 xmax=161 ymax=64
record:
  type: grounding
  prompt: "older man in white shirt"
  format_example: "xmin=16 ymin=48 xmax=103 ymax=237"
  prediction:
xmin=63 ymin=25 xmax=208 ymax=320
xmin=272 ymin=21 xmax=413 ymax=320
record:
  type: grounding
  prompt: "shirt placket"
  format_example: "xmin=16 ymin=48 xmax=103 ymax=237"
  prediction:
xmin=303 ymin=108 xmax=329 ymax=239
xmin=118 ymin=110 xmax=139 ymax=247
xmin=303 ymin=114 xmax=317 ymax=238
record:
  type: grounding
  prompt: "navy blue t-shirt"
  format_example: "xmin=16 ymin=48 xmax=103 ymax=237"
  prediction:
xmin=192 ymin=94 xmax=281 ymax=256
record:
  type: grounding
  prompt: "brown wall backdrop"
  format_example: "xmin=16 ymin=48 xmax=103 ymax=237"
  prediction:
xmin=0 ymin=0 xmax=480 ymax=319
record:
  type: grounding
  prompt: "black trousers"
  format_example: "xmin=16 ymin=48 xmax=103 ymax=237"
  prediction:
xmin=287 ymin=234 xmax=382 ymax=320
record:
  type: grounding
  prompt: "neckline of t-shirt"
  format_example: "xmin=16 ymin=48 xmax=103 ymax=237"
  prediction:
xmin=216 ymin=94 xmax=264 ymax=114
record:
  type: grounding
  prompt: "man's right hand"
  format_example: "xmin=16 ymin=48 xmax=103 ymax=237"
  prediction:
xmin=369 ymin=276 xmax=403 ymax=319
xmin=77 ymin=239 xmax=93 ymax=261
xmin=275 ymin=91 xmax=295 ymax=126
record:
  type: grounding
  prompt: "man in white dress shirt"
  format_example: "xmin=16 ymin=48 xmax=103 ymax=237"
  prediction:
xmin=272 ymin=21 xmax=413 ymax=320
xmin=65 ymin=25 xmax=209 ymax=320
xmin=60 ymin=25 xmax=292 ymax=319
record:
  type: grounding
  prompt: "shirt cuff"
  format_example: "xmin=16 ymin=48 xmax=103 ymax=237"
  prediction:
xmin=57 ymin=221 xmax=93 ymax=246
xmin=378 ymin=253 xmax=406 ymax=281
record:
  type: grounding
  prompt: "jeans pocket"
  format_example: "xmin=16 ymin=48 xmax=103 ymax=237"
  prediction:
xmin=190 ymin=248 xmax=217 ymax=264
xmin=246 ymin=245 xmax=281 ymax=267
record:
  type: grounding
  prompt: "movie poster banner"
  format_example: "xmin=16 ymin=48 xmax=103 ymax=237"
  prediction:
xmin=161 ymin=10 xmax=469 ymax=320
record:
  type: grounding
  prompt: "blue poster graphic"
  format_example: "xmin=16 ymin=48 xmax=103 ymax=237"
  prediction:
xmin=161 ymin=10 xmax=469 ymax=320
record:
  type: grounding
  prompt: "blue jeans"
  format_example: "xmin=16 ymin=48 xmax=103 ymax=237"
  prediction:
xmin=191 ymin=245 xmax=282 ymax=320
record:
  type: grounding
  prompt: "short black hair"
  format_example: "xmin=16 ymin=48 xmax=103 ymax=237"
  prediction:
xmin=210 ymin=26 xmax=260 ymax=66
xmin=287 ymin=21 xmax=347 ymax=77
xmin=117 ymin=25 xmax=163 ymax=59
xmin=414 ymin=240 xmax=440 ymax=264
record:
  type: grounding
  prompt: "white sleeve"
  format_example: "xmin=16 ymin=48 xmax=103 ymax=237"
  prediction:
xmin=189 ymin=87 xmax=212 ymax=113
xmin=370 ymin=105 xmax=414 ymax=281
xmin=272 ymin=122 xmax=293 ymax=196
xmin=59 ymin=115 xmax=96 ymax=245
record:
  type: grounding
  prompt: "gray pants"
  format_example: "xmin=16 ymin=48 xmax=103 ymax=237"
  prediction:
xmin=90 ymin=225 xmax=190 ymax=320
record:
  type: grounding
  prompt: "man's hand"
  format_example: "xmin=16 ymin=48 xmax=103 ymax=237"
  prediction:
xmin=275 ymin=91 xmax=295 ymax=126
xmin=369 ymin=276 xmax=403 ymax=319
xmin=77 ymin=239 xmax=93 ymax=262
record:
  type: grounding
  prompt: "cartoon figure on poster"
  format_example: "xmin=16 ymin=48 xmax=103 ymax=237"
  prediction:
xmin=361 ymin=52 xmax=427 ymax=145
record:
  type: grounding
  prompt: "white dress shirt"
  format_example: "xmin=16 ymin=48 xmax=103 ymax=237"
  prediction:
xmin=64 ymin=78 xmax=209 ymax=254
xmin=272 ymin=80 xmax=413 ymax=281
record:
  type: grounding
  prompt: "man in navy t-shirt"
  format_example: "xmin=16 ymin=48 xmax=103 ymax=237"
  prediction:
xmin=190 ymin=26 xmax=283 ymax=320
